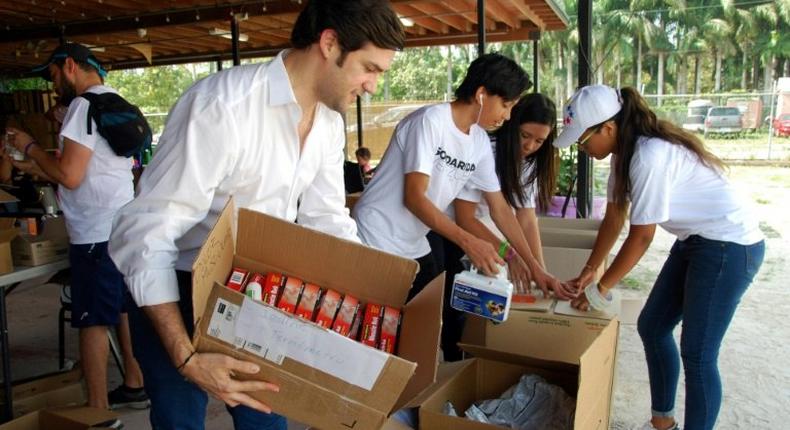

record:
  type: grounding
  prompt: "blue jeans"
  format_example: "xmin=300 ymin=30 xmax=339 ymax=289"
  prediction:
xmin=637 ymin=236 xmax=764 ymax=430
xmin=128 ymin=271 xmax=286 ymax=430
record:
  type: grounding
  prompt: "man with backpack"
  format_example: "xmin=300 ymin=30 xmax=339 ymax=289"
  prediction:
xmin=6 ymin=43 xmax=149 ymax=416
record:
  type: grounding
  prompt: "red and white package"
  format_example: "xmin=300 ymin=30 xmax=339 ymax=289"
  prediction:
xmin=225 ymin=267 xmax=249 ymax=292
xmin=377 ymin=306 xmax=401 ymax=354
xmin=331 ymin=294 xmax=359 ymax=337
xmin=348 ymin=306 xmax=365 ymax=340
xmin=244 ymin=272 xmax=266 ymax=301
xmin=295 ymin=283 xmax=322 ymax=320
xmin=277 ymin=276 xmax=303 ymax=314
xmin=314 ymin=289 xmax=341 ymax=328
xmin=360 ymin=303 xmax=383 ymax=347
xmin=262 ymin=272 xmax=285 ymax=306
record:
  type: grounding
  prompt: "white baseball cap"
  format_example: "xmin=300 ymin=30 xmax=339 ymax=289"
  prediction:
xmin=554 ymin=85 xmax=622 ymax=149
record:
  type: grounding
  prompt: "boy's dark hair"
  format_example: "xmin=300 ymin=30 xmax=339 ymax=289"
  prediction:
xmin=454 ymin=53 xmax=531 ymax=102
xmin=291 ymin=0 xmax=405 ymax=66
xmin=355 ymin=147 xmax=371 ymax=159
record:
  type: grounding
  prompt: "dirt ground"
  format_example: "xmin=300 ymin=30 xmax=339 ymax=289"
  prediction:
xmin=608 ymin=162 xmax=790 ymax=429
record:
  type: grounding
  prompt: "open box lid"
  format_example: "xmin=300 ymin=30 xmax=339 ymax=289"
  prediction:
xmin=457 ymin=343 xmax=578 ymax=374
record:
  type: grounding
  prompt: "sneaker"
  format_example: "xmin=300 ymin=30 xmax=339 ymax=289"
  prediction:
xmin=90 ymin=418 xmax=124 ymax=429
xmin=638 ymin=422 xmax=679 ymax=430
xmin=108 ymin=384 xmax=150 ymax=410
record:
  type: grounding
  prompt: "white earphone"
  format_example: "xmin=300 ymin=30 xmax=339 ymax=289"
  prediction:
xmin=478 ymin=94 xmax=483 ymax=105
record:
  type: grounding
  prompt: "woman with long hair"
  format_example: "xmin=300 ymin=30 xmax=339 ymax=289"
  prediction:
xmin=556 ymin=85 xmax=764 ymax=430
xmin=455 ymin=93 xmax=558 ymax=272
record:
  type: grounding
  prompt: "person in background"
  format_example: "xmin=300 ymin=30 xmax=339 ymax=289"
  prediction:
xmin=108 ymin=1 xmax=405 ymax=429
xmin=353 ymin=54 xmax=573 ymax=361
xmin=6 ymin=43 xmax=148 ymax=419
xmin=558 ymin=85 xmax=764 ymax=430
xmin=355 ymin=146 xmax=373 ymax=174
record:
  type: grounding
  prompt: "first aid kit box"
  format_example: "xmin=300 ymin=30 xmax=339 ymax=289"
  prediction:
xmin=451 ymin=267 xmax=513 ymax=322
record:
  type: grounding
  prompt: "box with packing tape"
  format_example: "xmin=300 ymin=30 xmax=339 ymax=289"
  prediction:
xmin=191 ymin=200 xmax=444 ymax=430
xmin=443 ymin=309 xmax=619 ymax=430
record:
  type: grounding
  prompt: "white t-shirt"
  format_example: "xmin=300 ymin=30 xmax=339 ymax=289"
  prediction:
xmin=58 ymin=85 xmax=134 ymax=244
xmin=455 ymin=142 xmax=538 ymax=237
xmin=109 ymin=51 xmax=358 ymax=307
xmin=607 ymin=136 xmax=762 ymax=245
xmin=353 ymin=103 xmax=500 ymax=258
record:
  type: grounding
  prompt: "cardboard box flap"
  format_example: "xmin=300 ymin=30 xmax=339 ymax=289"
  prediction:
xmin=235 ymin=208 xmax=418 ymax=307
xmin=485 ymin=311 xmax=605 ymax=365
xmin=192 ymin=199 xmax=237 ymax=324
xmin=540 ymin=228 xmax=597 ymax=249
xmin=8 ymin=368 xmax=82 ymax=400
xmin=395 ymin=273 xmax=444 ymax=410
xmin=44 ymin=406 xmax=118 ymax=427
xmin=458 ymin=343 xmax=577 ymax=374
xmin=538 ymin=216 xmax=601 ymax=231
xmin=575 ymin=318 xmax=619 ymax=430
xmin=404 ymin=359 xmax=475 ymax=409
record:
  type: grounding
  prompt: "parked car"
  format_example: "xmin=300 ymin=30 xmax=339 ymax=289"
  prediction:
xmin=682 ymin=114 xmax=706 ymax=133
xmin=346 ymin=104 xmax=423 ymax=161
xmin=703 ymin=106 xmax=742 ymax=137
xmin=683 ymin=99 xmax=713 ymax=133
xmin=773 ymin=113 xmax=790 ymax=137
xmin=371 ymin=104 xmax=422 ymax=127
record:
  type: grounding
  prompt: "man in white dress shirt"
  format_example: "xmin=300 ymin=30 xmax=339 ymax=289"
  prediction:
xmin=108 ymin=1 xmax=404 ymax=428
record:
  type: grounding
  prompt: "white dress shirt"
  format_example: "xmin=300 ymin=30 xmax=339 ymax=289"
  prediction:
xmin=109 ymin=51 xmax=359 ymax=307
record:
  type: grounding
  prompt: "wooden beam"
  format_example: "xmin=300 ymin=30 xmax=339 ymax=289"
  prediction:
xmin=485 ymin=0 xmax=520 ymax=29
xmin=0 ymin=1 xmax=303 ymax=43
xmin=508 ymin=0 xmax=545 ymax=30
xmin=401 ymin=3 xmax=468 ymax=32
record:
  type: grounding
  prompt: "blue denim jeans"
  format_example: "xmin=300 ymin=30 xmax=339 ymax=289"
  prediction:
xmin=127 ymin=271 xmax=286 ymax=430
xmin=637 ymin=235 xmax=764 ymax=430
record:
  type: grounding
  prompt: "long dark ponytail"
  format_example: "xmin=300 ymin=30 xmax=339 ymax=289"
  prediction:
xmin=494 ymin=93 xmax=558 ymax=211
xmin=610 ymin=87 xmax=726 ymax=216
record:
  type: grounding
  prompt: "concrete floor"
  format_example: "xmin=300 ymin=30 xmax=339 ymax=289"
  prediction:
xmin=2 ymin=278 xmax=307 ymax=429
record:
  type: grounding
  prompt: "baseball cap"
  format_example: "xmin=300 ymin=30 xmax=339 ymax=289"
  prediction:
xmin=32 ymin=43 xmax=107 ymax=81
xmin=554 ymin=84 xmax=622 ymax=149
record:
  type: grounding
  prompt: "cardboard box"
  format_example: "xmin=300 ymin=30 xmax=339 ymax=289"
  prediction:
xmin=540 ymin=225 xmax=606 ymax=283
xmin=190 ymin=201 xmax=443 ymax=430
xmin=538 ymin=216 xmax=602 ymax=231
xmin=0 ymin=190 xmax=19 ymax=275
xmin=11 ymin=217 xmax=68 ymax=267
xmin=0 ymin=406 xmax=118 ymax=430
xmin=0 ymin=369 xmax=85 ymax=418
xmin=437 ymin=311 xmax=619 ymax=430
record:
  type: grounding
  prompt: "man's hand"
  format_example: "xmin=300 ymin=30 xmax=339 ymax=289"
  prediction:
xmin=4 ymin=127 xmax=34 ymax=153
xmin=571 ymin=292 xmax=591 ymax=311
xmin=181 ymin=351 xmax=280 ymax=412
xmin=460 ymin=234 xmax=504 ymax=276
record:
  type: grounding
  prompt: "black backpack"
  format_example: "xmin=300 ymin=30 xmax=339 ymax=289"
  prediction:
xmin=81 ymin=92 xmax=152 ymax=158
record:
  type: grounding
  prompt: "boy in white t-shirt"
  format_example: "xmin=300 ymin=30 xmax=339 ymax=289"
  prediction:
xmin=353 ymin=54 xmax=568 ymax=359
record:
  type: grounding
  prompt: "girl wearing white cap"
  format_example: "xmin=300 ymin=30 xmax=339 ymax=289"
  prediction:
xmin=556 ymin=85 xmax=764 ymax=430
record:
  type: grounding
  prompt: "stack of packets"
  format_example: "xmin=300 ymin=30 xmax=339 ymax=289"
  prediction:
xmin=225 ymin=267 xmax=401 ymax=354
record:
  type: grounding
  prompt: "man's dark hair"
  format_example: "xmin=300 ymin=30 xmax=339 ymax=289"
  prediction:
xmin=355 ymin=147 xmax=371 ymax=159
xmin=454 ymin=53 xmax=531 ymax=102
xmin=53 ymin=58 xmax=100 ymax=76
xmin=291 ymin=0 xmax=405 ymax=65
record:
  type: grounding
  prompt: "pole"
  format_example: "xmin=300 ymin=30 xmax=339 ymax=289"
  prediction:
xmin=533 ymin=38 xmax=539 ymax=92
xmin=577 ymin=0 xmax=593 ymax=218
xmin=231 ymin=17 xmax=240 ymax=66
xmin=767 ymin=79 xmax=777 ymax=160
xmin=477 ymin=0 xmax=486 ymax=56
